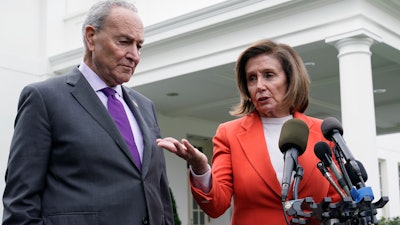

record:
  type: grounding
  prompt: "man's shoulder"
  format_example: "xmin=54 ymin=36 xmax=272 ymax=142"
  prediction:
xmin=30 ymin=67 xmax=80 ymax=87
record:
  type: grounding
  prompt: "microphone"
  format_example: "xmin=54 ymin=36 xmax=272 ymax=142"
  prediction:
xmin=347 ymin=160 xmax=373 ymax=203
xmin=345 ymin=160 xmax=368 ymax=188
xmin=321 ymin=117 xmax=354 ymax=161
xmin=316 ymin=162 xmax=347 ymax=199
xmin=321 ymin=117 xmax=363 ymax=182
xmin=279 ymin=118 xmax=309 ymax=201
xmin=314 ymin=141 xmax=350 ymax=195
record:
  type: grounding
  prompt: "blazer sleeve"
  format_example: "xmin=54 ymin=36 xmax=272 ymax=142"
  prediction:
xmin=3 ymin=85 xmax=51 ymax=225
xmin=190 ymin=123 xmax=234 ymax=218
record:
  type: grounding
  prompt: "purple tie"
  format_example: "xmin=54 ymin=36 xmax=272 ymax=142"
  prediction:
xmin=102 ymin=87 xmax=141 ymax=169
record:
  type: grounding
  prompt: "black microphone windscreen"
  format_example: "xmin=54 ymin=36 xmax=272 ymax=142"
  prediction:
xmin=321 ymin=117 xmax=344 ymax=140
xmin=314 ymin=141 xmax=333 ymax=166
xmin=278 ymin=118 xmax=309 ymax=155
xmin=345 ymin=160 xmax=368 ymax=185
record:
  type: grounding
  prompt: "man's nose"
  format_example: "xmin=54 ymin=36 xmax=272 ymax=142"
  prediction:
xmin=126 ymin=45 xmax=140 ymax=61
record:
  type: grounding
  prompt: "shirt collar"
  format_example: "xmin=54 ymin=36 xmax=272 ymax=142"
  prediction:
xmin=78 ymin=62 xmax=123 ymax=96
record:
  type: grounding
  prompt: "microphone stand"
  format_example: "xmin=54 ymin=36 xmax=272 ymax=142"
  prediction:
xmin=285 ymin=195 xmax=388 ymax=225
xmin=292 ymin=164 xmax=304 ymax=200
xmin=282 ymin=164 xmax=306 ymax=225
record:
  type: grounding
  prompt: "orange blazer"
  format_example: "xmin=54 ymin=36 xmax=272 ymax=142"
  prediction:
xmin=191 ymin=112 xmax=341 ymax=225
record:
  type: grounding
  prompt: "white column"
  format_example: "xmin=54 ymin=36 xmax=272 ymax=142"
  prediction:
xmin=380 ymin=158 xmax=400 ymax=218
xmin=333 ymin=37 xmax=381 ymax=198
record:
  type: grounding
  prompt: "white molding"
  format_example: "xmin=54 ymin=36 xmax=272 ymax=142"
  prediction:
xmin=48 ymin=47 xmax=83 ymax=74
xmin=325 ymin=28 xmax=383 ymax=44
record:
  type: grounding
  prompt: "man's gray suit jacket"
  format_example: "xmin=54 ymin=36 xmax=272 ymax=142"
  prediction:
xmin=3 ymin=67 xmax=174 ymax=225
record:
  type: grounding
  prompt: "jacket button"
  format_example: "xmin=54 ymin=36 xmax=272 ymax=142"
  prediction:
xmin=142 ymin=216 xmax=149 ymax=225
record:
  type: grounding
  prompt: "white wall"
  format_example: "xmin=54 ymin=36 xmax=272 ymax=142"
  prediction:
xmin=377 ymin=133 xmax=400 ymax=218
xmin=46 ymin=0 xmax=227 ymax=57
xmin=0 ymin=0 xmax=48 ymax=216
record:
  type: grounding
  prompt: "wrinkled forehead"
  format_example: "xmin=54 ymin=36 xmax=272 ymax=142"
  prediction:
xmin=103 ymin=7 xmax=144 ymax=38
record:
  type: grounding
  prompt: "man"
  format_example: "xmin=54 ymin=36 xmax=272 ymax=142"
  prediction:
xmin=2 ymin=1 xmax=174 ymax=225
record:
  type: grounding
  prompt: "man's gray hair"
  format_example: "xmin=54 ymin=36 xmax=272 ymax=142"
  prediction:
xmin=82 ymin=0 xmax=138 ymax=45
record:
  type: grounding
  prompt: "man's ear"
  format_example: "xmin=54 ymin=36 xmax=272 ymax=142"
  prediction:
xmin=84 ymin=26 xmax=96 ymax=51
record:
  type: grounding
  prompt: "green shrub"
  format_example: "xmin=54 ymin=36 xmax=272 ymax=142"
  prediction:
xmin=170 ymin=188 xmax=182 ymax=225
xmin=379 ymin=217 xmax=400 ymax=225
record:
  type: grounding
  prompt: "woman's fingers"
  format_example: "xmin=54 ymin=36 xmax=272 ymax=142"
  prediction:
xmin=157 ymin=137 xmax=188 ymax=159
xmin=157 ymin=138 xmax=210 ymax=174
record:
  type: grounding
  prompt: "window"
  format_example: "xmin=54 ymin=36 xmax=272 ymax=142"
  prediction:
xmin=190 ymin=197 xmax=209 ymax=225
xmin=398 ymin=163 xmax=400 ymax=202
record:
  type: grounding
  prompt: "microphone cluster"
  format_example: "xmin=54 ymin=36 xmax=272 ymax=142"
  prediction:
xmin=279 ymin=117 xmax=389 ymax=225
xmin=319 ymin=117 xmax=372 ymax=202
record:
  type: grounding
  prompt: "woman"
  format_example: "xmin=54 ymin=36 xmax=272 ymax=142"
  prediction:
xmin=157 ymin=39 xmax=341 ymax=225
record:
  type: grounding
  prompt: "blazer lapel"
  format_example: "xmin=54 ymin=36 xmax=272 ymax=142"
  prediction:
xmin=67 ymin=71 xmax=138 ymax=169
xmin=236 ymin=113 xmax=282 ymax=198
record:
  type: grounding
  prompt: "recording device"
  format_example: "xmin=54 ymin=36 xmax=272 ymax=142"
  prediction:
xmin=278 ymin=118 xmax=309 ymax=202
xmin=314 ymin=141 xmax=350 ymax=195
xmin=321 ymin=117 xmax=364 ymax=186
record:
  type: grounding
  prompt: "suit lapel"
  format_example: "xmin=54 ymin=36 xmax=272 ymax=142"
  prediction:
xmin=236 ymin=113 xmax=282 ymax=197
xmin=67 ymin=71 xmax=139 ymax=170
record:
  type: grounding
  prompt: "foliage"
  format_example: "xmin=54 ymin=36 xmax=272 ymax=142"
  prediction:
xmin=379 ymin=216 xmax=400 ymax=225
xmin=169 ymin=188 xmax=182 ymax=225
